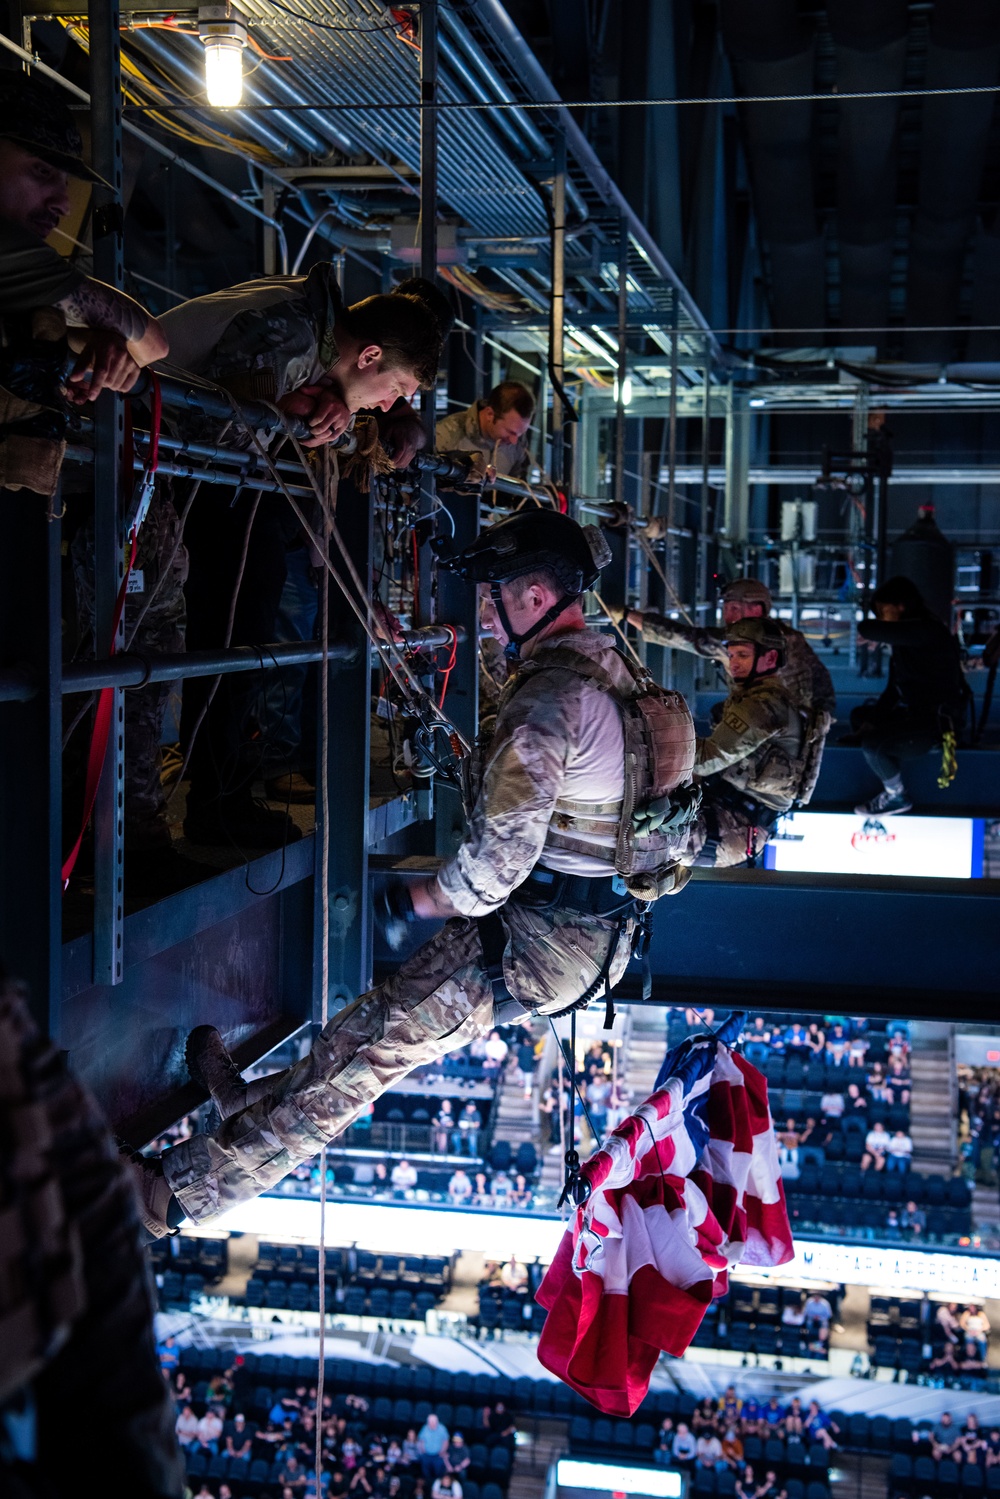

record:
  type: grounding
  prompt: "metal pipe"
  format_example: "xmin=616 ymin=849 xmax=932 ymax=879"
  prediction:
xmin=399 ymin=623 xmax=468 ymax=651
xmin=469 ymin=0 xmax=721 ymax=361
xmin=614 ymin=217 xmax=628 ymax=510
xmin=63 ymin=445 xmax=316 ymax=497
xmin=550 ymin=136 xmax=567 ymax=487
xmin=0 ymin=640 xmax=357 ymax=705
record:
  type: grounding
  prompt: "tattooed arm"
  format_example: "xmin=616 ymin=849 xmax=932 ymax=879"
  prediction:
xmin=56 ymin=276 xmax=168 ymax=402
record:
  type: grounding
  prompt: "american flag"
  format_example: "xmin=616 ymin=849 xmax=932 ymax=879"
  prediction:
xmin=535 ymin=1013 xmax=794 ymax=1415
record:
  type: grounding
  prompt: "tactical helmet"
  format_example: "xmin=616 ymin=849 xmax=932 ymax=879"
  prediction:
xmin=441 ymin=510 xmax=611 ymax=659
xmin=721 ymin=576 xmax=772 ymax=611
xmin=723 ymin=617 xmax=786 ymax=667
xmin=0 ymin=72 xmax=107 ymax=185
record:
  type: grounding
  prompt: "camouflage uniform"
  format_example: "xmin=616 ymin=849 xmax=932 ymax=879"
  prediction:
xmin=638 ymin=612 xmax=836 ymax=715
xmin=71 ymin=488 xmax=187 ymax=850
xmin=0 ymin=979 xmax=183 ymax=1494
xmin=436 ymin=401 xmax=531 ymax=480
xmin=163 ymin=628 xmax=636 ymax=1225
xmin=684 ymin=674 xmax=806 ymax=868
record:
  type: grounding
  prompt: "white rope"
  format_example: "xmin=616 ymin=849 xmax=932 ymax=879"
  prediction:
xmin=314 ymin=448 xmax=336 ymax=1499
xmin=634 ymin=530 xmax=696 ymax=629
xmin=591 ymin=589 xmax=645 ymax=667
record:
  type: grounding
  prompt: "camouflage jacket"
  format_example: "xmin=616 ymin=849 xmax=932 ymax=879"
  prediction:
xmin=159 ymin=260 xmax=343 ymax=405
xmin=639 ymin=612 xmax=836 ymax=716
xmin=435 ymin=401 xmax=531 ymax=480
xmin=436 ymin=627 xmax=626 ymax=915
xmin=695 ymin=673 xmax=806 ymax=811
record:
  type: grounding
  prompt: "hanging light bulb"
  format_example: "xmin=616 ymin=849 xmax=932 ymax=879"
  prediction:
xmin=612 ymin=376 xmax=634 ymax=406
xmin=198 ymin=4 xmax=247 ymax=108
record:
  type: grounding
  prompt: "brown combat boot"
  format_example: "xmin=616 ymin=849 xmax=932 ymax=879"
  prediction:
xmin=186 ymin=1025 xmax=249 ymax=1120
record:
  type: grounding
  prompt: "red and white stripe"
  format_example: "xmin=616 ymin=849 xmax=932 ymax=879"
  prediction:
xmin=536 ymin=1043 xmax=793 ymax=1415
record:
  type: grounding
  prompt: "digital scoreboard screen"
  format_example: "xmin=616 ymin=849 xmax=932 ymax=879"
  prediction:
xmin=556 ymin=1460 xmax=685 ymax=1499
xmin=763 ymin=811 xmax=984 ymax=879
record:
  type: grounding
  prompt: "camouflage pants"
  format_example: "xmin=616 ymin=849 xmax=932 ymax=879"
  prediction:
xmin=683 ymin=793 xmax=778 ymax=869
xmin=71 ymin=491 xmax=187 ymax=849
xmin=163 ymin=903 xmax=634 ymax=1224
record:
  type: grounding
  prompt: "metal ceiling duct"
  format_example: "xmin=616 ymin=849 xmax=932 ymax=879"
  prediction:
xmin=827 ymin=0 xmax=908 ymax=349
xmin=720 ymin=0 xmax=825 ymax=343
xmin=904 ymin=0 xmax=1000 ymax=362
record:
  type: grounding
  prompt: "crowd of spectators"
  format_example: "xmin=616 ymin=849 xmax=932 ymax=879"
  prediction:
xmin=959 ymin=1068 xmax=1000 ymax=1182
xmin=653 ymin=1388 xmax=839 ymax=1489
xmin=159 ymin=1345 xmax=517 ymax=1499
xmin=446 ymin=1168 xmax=534 ymax=1210
xmin=911 ymin=1412 xmax=1000 ymax=1463
xmin=928 ymin=1303 xmax=992 ymax=1377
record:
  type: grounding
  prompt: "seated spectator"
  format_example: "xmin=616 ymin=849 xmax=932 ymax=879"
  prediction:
xmin=197 ymin=1404 xmax=224 ymax=1453
xmin=432 ymin=1476 xmax=462 ymax=1499
xmin=722 ymin=1427 xmax=745 ymax=1469
xmin=807 ymin=1322 xmax=830 ymax=1357
xmin=445 ymin=1434 xmax=470 ymax=1477
xmin=472 ymin=1172 xmax=493 ymax=1208
xmin=225 ymin=1413 xmax=255 ymax=1460
xmin=821 ymin=1089 xmax=845 ymax=1121
xmin=846 ymin=1082 xmax=868 ymax=1114
xmin=391 ymin=1159 xmax=418 ymax=1194
xmin=696 ymin=1430 xmax=725 ymax=1471
xmin=741 ymin=1397 xmax=764 ymax=1437
xmin=491 ymin=1402 xmax=516 ymax=1442
xmin=885 ymin=1128 xmax=913 ymax=1171
xmin=448 ymin=1167 xmax=472 ymax=1206
xmin=826 ymin=1023 xmax=849 ymax=1066
xmin=387 ymin=1439 xmax=403 ymax=1469
xmin=962 ymin=1339 xmax=988 ymax=1373
xmin=984 ymin=1429 xmax=1000 ymax=1466
xmin=937 ymin=1302 xmax=962 ymax=1343
xmin=672 ymin=1423 xmax=697 ymax=1464
xmin=432 ymin=1100 xmax=455 ymax=1154
xmin=805 ymin=1402 xmax=838 ymax=1450
xmin=785 ymin=1399 xmax=804 ymax=1438
xmin=885 ymin=1208 xmax=902 ymax=1238
xmin=955 ymin=1416 xmax=985 ymax=1460
xmin=718 ymin=1387 xmax=742 ymax=1426
xmin=157 ymin=1334 xmax=180 ymax=1375
xmin=867 ymin=1062 xmax=891 ymax=1101
xmin=778 ymin=1133 xmax=800 ymax=1181
xmin=785 ymin=1022 xmax=810 ymax=1049
xmin=510 ymin=1173 xmax=533 ymax=1209
xmin=693 ymin=1398 xmax=717 ymax=1433
xmin=654 ymin=1430 xmax=675 ymax=1467
xmin=491 ymin=1170 xmax=512 ymax=1206
xmin=932 ymin=1414 xmax=957 ymax=1458
xmin=457 ymin=1102 xmax=481 ymax=1157
xmin=930 ymin=1343 xmax=961 ymax=1374
xmin=175 ymin=1403 xmax=200 ymax=1449
xmin=763 ymin=1396 xmax=786 ymax=1430
xmin=806 ymin=1022 xmax=826 ymax=1054
xmin=848 ymin=1032 xmax=868 ymax=1067
xmin=418 ymin=1414 xmax=449 ymax=1481
xmin=735 ymin=1465 xmax=757 ymax=1499
xmin=798 ymin=1117 xmax=827 ymax=1151
xmin=862 ymin=1120 xmax=891 ymax=1170
xmin=500 ymin=1255 xmax=528 ymax=1292
xmin=962 ymin=1304 xmax=991 ymax=1360
xmin=342 ymin=1437 xmax=364 ymax=1469
xmin=402 ymin=1430 xmax=421 ymax=1467
xmin=804 ymin=1291 xmax=833 ymax=1328
xmin=756 ymin=1470 xmax=787 ymax=1499
xmin=887 ymin=1058 xmax=911 ymax=1104
xmin=900 ymin=1199 xmax=926 ymax=1237
xmin=192 ymin=1486 xmax=216 ymax=1499
xmin=782 ymin=1296 xmax=806 ymax=1328
xmin=279 ymin=1455 xmax=309 ymax=1491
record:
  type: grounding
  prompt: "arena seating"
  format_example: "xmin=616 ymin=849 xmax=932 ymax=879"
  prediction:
xmin=236 ymin=1244 xmax=453 ymax=1320
xmin=783 ymin=1166 xmax=971 ymax=1238
xmin=150 ymin=1235 xmax=227 ymax=1306
xmin=687 ymin=1283 xmax=833 ymax=1362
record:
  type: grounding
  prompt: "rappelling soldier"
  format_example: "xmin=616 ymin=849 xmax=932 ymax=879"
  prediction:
xmin=684 ymin=617 xmax=813 ymax=868
xmin=620 ymin=576 xmax=836 ymax=718
xmin=126 ymin=511 xmax=697 ymax=1234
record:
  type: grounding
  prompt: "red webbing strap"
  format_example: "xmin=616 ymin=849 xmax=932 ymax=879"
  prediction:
xmin=61 ymin=377 xmax=161 ymax=890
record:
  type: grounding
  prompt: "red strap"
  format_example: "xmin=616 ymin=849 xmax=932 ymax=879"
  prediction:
xmin=61 ymin=379 xmax=160 ymax=891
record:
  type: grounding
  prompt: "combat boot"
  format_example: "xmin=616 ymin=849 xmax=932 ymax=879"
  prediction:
xmin=186 ymin=1025 xmax=250 ymax=1120
xmin=117 ymin=1142 xmax=174 ymax=1239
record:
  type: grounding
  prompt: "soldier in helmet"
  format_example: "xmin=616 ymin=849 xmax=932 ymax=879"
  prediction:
xmin=125 ymin=511 xmax=693 ymax=1235
xmin=683 ymin=618 xmax=808 ymax=868
xmin=619 ymin=576 xmax=836 ymax=717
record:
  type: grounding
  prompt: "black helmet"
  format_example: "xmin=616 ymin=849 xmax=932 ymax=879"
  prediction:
xmin=442 ymin=511 xmax=610 ymax=659
xmin=723 ymin=617 xmax=786 ymax=671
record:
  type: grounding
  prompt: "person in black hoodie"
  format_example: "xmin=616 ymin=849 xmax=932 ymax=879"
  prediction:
xmin=850 ymin=575 xmax=966 ymax=815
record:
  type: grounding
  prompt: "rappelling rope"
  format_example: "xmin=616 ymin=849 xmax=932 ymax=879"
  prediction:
xmin=591 ymin=590 xmax=646 ymax=668
xmin=633 ymin=528 xmax=696 ymax=629
xmin=224 ymin=392 xmax=471 ymax=753
xmin=314 ymin=447 xmax=336 ymax=1499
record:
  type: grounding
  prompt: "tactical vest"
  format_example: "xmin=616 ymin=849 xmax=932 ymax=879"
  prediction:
xmin=794 ymin=706 xmax=832 ymax=807
xmin=500 ymin=644 xmax=697 ymax=900
xmin=0 ymin=306 xmax=71 ymax=497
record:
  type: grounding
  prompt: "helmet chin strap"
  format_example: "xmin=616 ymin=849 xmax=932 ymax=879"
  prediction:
xmin=491 ymin=582 xmax=578 ymax=662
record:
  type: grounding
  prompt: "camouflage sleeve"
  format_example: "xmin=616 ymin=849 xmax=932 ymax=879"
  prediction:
xmin=639 ymin=614 xmax=727 ymax=663
xmin=436 ymin=671 xmax=577 ymax=915
xmin=435 ymin=411 xmax=464 ymax=451
xmin=811 ymin=652 xmax=837 ymax=716
xmin=207 ymin=300 xmax=319 ymax=401
xmin=511 ymin=444 xmax=532 ymax=481
xmin=695 ymin=691 xmax=786 ymax=778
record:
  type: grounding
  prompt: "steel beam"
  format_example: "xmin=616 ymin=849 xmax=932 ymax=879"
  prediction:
xmin=550 ymin=135 xmax=568 ymax=488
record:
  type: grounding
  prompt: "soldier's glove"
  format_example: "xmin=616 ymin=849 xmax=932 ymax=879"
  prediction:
xmin=375 ymin=880 xmax=416 ymax=952
xmin=603 ymin=602 xmax=627 ymax=626
xmin=632 ymin=783 xmax=702 ymax=836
